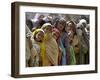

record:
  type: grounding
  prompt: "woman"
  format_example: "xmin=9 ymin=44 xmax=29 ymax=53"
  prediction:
xmin=30 ymin=29 xmax=45 ymax=67
xmin=54 ymin=18 xmax=70 ymax=65
xmin=76 ymin=19 xmax=89 ymax=64
xmin=41 ymin=23 xmax=59 ymax=66
xmin=66 ymin=21 xmax=80 ymax=65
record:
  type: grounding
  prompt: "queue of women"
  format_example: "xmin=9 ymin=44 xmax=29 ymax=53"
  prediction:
xmin=26 ymin=15 xmax=89 ymax=67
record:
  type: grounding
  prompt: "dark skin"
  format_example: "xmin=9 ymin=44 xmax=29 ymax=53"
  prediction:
xmin=35 ymin=31 xmax=44 ymax=42
xmin=43 ymin=25 xmax=52 ymax=33
xmin=57 ymin=22 xmax=64 ymax=32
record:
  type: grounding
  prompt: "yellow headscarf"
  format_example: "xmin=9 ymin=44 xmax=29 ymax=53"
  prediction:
xmin=32 ymin=29 xmax=44 ymax=38
xmin=32 ymin=29 xmax=46 ymax=66
xmin=41 ymin=23 xmax=52 ymax=41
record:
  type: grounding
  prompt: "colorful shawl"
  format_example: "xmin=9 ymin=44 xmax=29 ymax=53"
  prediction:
xmin=59 ymin=38 xmax=66 ymax=65
xmin=69 ymin=46 xmax=76 ymax=65
xmin=43 ymin=33 xmax=59 ymax=66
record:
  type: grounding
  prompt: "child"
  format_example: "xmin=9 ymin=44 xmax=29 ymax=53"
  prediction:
xmin=54 ymin=18 xmax=70 ymax=65
xmin=30 ymin=29 xmax=45 ymax=67
xmin=41 ymin=23 xmax=59 ymax=66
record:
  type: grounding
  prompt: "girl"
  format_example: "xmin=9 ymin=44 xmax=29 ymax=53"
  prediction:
xmin=66 ymin=21 xmax=80 ymax=65
xmin=54 ymin=18 xmax=70 ymax=65
xmin=30 ymin=29 xmax=45 ymax=67
xmin=41 ymin=23 xmax=59 ymax=66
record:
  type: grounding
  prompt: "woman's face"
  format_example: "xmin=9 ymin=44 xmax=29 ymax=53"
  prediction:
xmin=35 ymin=31 xmax=44 ymax=42
xmin=68 ymin=31 xmax=74 ymax=43
xmin=52 ymin=32 xmax=59 ymax=40
xmin=66 ymin=22 xmax=75 ymax=34
xmin=66 ymin=26 xmax=74 ymax=43
xmin=43 ymin=26 xmax=52 ymax=33
xmin=57 ymin=21 xmax=64 ymax=31
xmin=65 ymin=26 xmax=71 ymax=33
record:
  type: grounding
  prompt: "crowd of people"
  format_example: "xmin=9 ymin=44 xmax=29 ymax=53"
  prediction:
xmin=26 ymin=14 xmax=90 ymax=67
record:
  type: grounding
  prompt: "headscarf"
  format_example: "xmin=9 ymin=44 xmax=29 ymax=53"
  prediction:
xmin=41 ymin=23 xmax=59 ymax=66
xmin=32 ymin=29 xmax=44 ymax=38
xmin=41 ymin=23 xmax=52 ymax=41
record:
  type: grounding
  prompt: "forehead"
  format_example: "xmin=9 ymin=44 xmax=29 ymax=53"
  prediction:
xmin=36 ymin=31 xmax=44 ymax=34
xmin=44 ymin=25 xmax=52 ymax=29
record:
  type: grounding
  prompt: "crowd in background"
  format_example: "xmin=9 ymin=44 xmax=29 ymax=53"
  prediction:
xmin=26 ymin=13 xmax=90 ymax=67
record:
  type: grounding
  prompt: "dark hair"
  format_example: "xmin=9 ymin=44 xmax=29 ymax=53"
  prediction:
xmin=26 ymin=19 xmax=33 ymax=31
xmin=81 ymin=15 xmax=89 ymax=24
xmin=36 ymin=19 xmax=46 ymax=28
